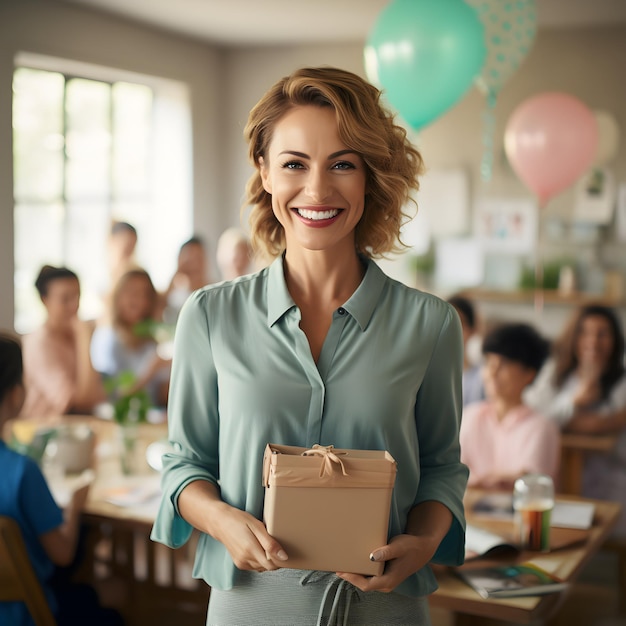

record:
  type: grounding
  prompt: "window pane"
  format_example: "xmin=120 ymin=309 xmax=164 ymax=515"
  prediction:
xmin=12 ymin=68 xmax=64 ymax=201
xmin=65 ymin=200 xmax=111 ymax=322
xmin=14 ymin=202 xmax=64 ymax=333
xmin=112 ymin=82 xmax=152 ymax=197
xmin=65 ymin=78 xmax=111 ymax=199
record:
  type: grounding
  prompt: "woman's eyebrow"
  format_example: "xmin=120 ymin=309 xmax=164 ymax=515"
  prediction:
xmin=277 ymin=149 xmax=359 ymax=159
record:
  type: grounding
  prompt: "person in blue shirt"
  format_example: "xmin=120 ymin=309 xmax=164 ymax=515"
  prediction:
xmin=151 ymin=66 xmax=468 ymax=626
xmin=0 ymin=332 xmax=122 ymax=626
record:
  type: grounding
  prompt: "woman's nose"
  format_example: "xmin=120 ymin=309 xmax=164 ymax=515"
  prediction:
xmin=304 ymin=168 xmax=332 ymax=202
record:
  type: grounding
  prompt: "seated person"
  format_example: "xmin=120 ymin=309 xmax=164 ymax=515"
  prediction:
xmin=524 ymin=304 xmax=626 ymax=536
xmin=448 ymin=294 xmax=484 ymax=406
xmin=216 ymin=227 xmax=253 ymax=280
xmin=0 ymin=332 xmax=122 ymax=626
xmin=91 ymin=268 xmax=171 ymax=408
xmin=460 ymin=322 xmax=559 ymax=490
xmin=19 ymin=265 xmax=105 ymax=419
xmin=107 ymin=221 xmax=138 ymax=291
xmin=161 ymin=235 xmax=210 ymax=323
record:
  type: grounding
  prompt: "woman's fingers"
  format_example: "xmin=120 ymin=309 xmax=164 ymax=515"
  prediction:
xmin=217 ymin=510 xmax=287 ymax=571
xmin=247 ymin=517 xmax=289 ymax=566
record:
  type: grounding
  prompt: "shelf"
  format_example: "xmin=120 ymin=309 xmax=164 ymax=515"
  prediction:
xmin=458 ymin=288 xmax=623 ymax=307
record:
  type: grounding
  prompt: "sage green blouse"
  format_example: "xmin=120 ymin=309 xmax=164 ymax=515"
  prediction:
xmin=151 ymin=255 xmax=468 ymax=598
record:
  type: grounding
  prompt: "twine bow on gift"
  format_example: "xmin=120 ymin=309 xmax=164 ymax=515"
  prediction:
xmin=302 ymin=444 xmax=349 ymax=478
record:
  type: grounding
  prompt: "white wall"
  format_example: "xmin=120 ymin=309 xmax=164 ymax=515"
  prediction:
xmin=0 ymin=0 xmax=624 ymax=335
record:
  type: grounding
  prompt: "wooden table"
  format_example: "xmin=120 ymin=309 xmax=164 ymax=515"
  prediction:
xmin=8 ymin=415 xmax=209 ymax=626
xmin=429 ymin=488 xmax=621 ymax=625
xmin=559 ymin=433 xmax=618 ymax=495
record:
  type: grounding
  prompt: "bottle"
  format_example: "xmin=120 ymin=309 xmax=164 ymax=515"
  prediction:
xmin=513 ymin=473 xmax=554 ymax=552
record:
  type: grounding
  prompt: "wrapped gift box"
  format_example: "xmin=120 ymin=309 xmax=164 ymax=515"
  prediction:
xmin=262 ymin=443 xmax=397 ymax=575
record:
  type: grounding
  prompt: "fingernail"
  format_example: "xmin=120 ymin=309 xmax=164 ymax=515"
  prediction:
xmin=277 ymin=549 xmax=288 ymax=561
xmin=369 ymin=550 xmax=383 ymax=562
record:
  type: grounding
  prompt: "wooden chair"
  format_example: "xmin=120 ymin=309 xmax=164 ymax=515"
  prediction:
xmin=0 ymin=515 xmax=57 ymax=626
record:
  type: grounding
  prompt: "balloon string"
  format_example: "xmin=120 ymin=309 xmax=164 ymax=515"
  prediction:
xmin=480 ymin=93 xmax=498 ymax=182
xmin=534 ymin=200 xmax=545 ymax=317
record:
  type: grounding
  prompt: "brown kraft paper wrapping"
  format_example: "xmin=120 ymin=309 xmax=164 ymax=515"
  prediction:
xmin=262 ymin=443 xmax=397 ymax=576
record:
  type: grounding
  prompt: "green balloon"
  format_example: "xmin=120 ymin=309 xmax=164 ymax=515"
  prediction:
xmin=365 ymin=0 xmax=486 ymax=130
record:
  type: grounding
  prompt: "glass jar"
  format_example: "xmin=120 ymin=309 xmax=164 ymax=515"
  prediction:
xmin=513 ymin=473 xmax=554 ymax=552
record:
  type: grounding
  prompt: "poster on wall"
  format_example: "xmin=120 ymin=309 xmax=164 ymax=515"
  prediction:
xmin=474 ymin=198 xmax=538 ymax=254
xmin=573 ymin=167 xmax=616 ymax=224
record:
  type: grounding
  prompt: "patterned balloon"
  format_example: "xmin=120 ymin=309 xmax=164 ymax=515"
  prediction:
xmin=467 ymin=0 xmax=537 ymax=180
xmin=470 ymin=0 xmax=537 ymax=100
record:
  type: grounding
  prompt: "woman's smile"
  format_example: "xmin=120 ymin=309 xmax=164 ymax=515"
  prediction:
xmin=293 ymin=206 xmax=342 ymax=225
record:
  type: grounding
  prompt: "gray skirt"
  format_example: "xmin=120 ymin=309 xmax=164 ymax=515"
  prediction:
xmin=206 ymin=569 xmax=431 ymax=626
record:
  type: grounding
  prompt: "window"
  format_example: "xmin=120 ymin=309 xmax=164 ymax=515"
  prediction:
xmin=12 ymin=56 xmax=192 ymax=333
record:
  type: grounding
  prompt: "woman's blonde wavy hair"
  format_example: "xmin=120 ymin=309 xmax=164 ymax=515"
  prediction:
xmin=243 ymin=66 xmax=424 ymax=260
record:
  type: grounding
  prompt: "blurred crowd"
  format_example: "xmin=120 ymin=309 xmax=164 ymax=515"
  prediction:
xmin=12 ymin=221 xmax=255 ymax=420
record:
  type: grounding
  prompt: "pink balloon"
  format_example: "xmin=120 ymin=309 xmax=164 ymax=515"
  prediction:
xmin=504 ymin=92 xmax=598 ymax=206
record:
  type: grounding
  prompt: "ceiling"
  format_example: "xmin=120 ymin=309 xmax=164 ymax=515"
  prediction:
xmin=60 ymin=0 xmax=626 ymax=47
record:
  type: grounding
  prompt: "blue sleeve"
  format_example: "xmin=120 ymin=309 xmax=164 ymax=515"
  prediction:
xmin=151 ymin=289 xmax=220 ymax=548
xmin=413 ymin=305 xmax=468 ymax=566
xmin=19 ymin=458 xmax=63 ymax=537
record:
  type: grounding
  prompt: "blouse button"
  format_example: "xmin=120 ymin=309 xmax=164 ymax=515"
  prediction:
xmin=337 ymin=307 xmax=346 ymax=315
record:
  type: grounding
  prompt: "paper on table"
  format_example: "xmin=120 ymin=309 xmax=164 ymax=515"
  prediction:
xmin=551 ymin=501 xmax=595 ymax=529
xmin=472 ymin=494 xmax=596 ymax=530
xmin=49 ymin=469 xmax=95 ymax=508
xmin=465 ymin=524 xmax=518 ymax=560
xmin=103 ymin=483 xmax=161 ymax=507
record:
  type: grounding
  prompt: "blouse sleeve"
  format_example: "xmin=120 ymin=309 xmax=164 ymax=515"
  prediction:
xmin=606 ymin=375 xmax=626 ymax=413
xmin=521 ymin=416 xmax=561 ymax=484
xmin=151 ymin=290 xmax=220 ymax=548
xmin=523 ymin=359 xmax=575 ymax=427
xmin=413 ymin=305 xmax=468 ymax=566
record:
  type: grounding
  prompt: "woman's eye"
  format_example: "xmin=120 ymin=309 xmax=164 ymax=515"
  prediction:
xmin=282 ymin=161 xmax=304 ymax=170
xmin=332 ymin=161 xmax=356 ymax=170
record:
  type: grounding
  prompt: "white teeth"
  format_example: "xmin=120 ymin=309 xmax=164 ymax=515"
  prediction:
xmin=297 ymin=208 xmax=339 ymax=221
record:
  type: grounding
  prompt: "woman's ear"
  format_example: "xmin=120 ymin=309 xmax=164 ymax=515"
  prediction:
xmin=259 ymin=157 xmax=272 ymax=194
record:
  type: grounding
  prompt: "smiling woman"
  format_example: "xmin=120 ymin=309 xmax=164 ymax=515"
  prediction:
xmin=151 ymin=66 xmax=468 ymax=626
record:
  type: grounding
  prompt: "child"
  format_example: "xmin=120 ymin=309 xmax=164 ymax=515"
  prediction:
xmin=0 ymin=331 xmax=122 ymax=625
xmin=460 ymin=322 xmax=560 ymax=490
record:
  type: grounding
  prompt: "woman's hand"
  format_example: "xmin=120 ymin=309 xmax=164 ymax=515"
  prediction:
xmin=210 ymin=503 xmax=289 ymax=572
xmin=338 ymin=500 xmax=453 ymax=593
xmin=336 ymin=533 xmax=437 ymax=593
xmin=177 ymin=480 xmax=288 ymax=573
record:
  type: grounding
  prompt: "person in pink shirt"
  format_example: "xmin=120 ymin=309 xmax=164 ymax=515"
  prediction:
xmin=20 ymin=266 xmax=105 ymax=419
xmin=460 ymin=322 xmax=559 ymax=490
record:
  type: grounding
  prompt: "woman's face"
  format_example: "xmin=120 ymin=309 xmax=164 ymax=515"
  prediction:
xmin=259 ymin=105 xmax=366 ymax=257
xmin=109 ymin=230 xmax=137 ymax=266
xmin=116 ymin=275 xmax=154 ymax=325
xmin=42 ymin=278 xmax=80 ymax=325
xmin=482 ymin=353 xmax=535 ymax=404
xmin=575 ymin=314 xmax=614 ymax=370
xmin=178 ymin=243 xmax=206 ymax=277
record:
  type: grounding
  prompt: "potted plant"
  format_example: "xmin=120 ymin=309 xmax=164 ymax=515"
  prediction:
xmin=104 ymin=371 xmax=151 ymax=474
